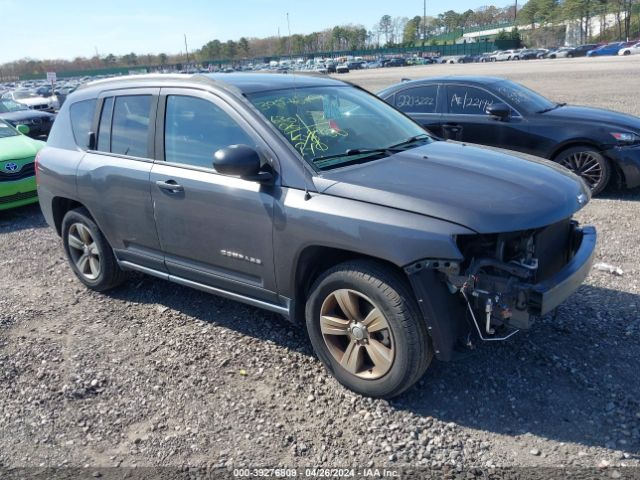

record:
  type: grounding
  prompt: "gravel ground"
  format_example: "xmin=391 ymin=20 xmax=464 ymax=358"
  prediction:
xmin=1 ymin=56 xmax=639 ymax=475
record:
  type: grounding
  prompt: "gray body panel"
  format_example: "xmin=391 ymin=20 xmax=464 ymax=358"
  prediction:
xmin=77 ymin=152 xmax=165 ymax=272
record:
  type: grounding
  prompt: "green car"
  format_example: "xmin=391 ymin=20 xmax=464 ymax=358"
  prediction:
xmin=0 ymin=119 xmax=45 ymax=210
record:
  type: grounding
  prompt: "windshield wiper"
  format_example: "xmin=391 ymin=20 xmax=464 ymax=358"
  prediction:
xmin=311 ymin=148 xmax=390 ymax=163
xmin=311 ymin=134 xmax=431 ymax=165
xmin=387 ymin=133 xmax=431 ymax=149
xmin=537 ymin=102 xmax=566 ymax=114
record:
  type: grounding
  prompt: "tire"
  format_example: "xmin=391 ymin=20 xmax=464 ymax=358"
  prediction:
xmin=554 ymin=146 xmax=611 ymax=195
xmin=623 ymin=50 xmax=631 ymax=56
xmin=61 ymin=207 xmax=126 ymax=291
xmin=305 ymin=260 xmax=432 ymax=398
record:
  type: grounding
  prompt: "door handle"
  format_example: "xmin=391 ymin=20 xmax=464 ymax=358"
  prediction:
xmin=155 ymin=180 xmax=184 ymax=193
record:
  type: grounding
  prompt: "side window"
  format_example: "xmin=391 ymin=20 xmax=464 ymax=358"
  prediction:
xmin=164 ymin=95 xmax=254 ymax=169
xmin=394 ymin=85 xmax=438 ymax=114
xmin=97 ymin=97 xmax=113 ymax=152
xmin=447 ymin=85 xmax=499 ymax=115
xmin=110 ymin=95 xmax=152 ymax=158
xmin=69 ymin=99 xmax=96 ymax=148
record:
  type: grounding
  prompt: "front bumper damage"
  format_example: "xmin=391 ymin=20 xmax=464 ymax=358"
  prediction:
xmin=405 ymin=223 xmax=597 ymax=361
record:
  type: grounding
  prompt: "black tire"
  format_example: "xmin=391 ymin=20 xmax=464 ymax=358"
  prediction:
xmin=554 ymin=146 xmax=611 ymax=195
xmin=61 ymin=207 xmax=126 ymax=291
xmin=623 ymin=50 xmax=631 ymax=56
xmin=305 ymin=260 xmax=432 ymax=398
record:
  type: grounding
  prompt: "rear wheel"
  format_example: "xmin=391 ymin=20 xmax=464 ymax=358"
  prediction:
xmin=624 ymin=50 xmax=631 ymax=56
xmin=62 ymin=208 xmax=126 ymax=291
xmin=305 ymin=260 xmax=432 ymax=398
xmin=554 ymin=146 xmax=611 ymax=195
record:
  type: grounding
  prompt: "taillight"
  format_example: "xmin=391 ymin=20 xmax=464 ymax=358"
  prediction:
xmin=35 ymin=151 xmax=41 ymax=185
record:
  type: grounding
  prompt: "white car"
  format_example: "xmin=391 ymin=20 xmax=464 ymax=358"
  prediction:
xmin=493 ymin=49 xmax=522 ymax=61
xmin=618 ymin=42 xmax=640 ymax=56
xmin=335 ymin=63 xmax=349 ymax=74
xmin=2 ymin=90 xmax=59 ymax=112
xmin=548 ymin=47 xmax=573 ymax=59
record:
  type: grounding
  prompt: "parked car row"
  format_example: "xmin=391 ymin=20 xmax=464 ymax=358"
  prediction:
xmin=472 ymin=41 xmax=640 ymax=62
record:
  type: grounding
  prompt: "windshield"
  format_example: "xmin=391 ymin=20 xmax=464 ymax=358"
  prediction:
xmin=13 ymin=90 xmax=38 ymax=100
xmin=247 ymin=86 xmax=432 ymax=171
xmin=0 ymin=99 xmax=29 ymax=113
xmin=0 ymin=120 xmax=18 ymax=138
xmin=495 ymin=80 xmax=555 ymax=113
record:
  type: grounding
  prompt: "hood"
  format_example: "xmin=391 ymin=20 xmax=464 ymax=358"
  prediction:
xmin=16 ymin=97 xmax=51 ymax=107
xmin=0 ymin=134 xmax=45 ymax=162
xmin=544 ymin=105 xmax=640 ymax=131
xmin=0 ymin=110 xmax=54 ymax=122
xmin=319 ymin=141 xmax=588 ymax=234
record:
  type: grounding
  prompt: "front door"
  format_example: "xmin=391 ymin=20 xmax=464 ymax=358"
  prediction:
xmin=442 ymin=84 xmax=532 ymax=154
xmin=150 ymin=89 xmax=278 ymax=302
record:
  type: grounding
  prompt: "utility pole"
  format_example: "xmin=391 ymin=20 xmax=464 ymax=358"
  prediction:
xmin=423 ymin=0 xmax=427 ymax=45
xmin=514 ymin=0 xmax=518 ymax=23
xmin=184 ymin=34 xmax=190 ymax=66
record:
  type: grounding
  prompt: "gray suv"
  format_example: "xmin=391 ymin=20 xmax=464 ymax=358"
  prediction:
xmin=37 ymin=73 xmax=596 ymax=398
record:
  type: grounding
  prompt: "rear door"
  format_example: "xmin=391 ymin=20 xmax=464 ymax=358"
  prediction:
xmin=150 ymin=88 xmax=278 ymax=302
xmin=77 ymin=88 xmax=165 ymax=272
xmin=388 ymin=84 xmax=444 ymax=137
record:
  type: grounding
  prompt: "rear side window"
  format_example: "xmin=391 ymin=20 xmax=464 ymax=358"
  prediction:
xmin=164 ymin=95 xmax=254 ymax=169
xmin=69 ymin=99 xmax=96 ymax=148
xmin=394 ymin=85 xmax=438 ymax=114
xmin=108 ymin=95 xmax=152 ymax=158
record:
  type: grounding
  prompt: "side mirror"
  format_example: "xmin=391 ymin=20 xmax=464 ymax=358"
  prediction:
xmin=213 ymin=144 xmax=272 ymax=182
xmin=486 ymin=103 xmax=511 ymax=120
xmin=16 ymin=124 xmax=30 ymax=135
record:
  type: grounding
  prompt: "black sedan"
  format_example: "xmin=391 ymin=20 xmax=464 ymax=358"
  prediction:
xmin=379 ymin=76 xmax=640 ymax=194
xmin=0 ymin=98 xmax=55 ymax=139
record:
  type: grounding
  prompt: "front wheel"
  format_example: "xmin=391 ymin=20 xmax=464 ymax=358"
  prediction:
xmin=555 ymin=146 xmax=611 ymax=195
xmin=305 ymin=260 xmax=432 ymax=398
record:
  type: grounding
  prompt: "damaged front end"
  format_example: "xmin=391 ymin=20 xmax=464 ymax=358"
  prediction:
xmin=405 ymin=219 xmax=596 ymax=360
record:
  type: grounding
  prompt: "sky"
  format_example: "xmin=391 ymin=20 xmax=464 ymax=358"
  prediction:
xmin=0 ymin=0 xmax=515 ymax=63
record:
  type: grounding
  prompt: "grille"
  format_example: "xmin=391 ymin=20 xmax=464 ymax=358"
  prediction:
xmin=0 ymin=190 xmax=37 ymax=204
xmin=0 ymin=162 xmax=35 ymax=182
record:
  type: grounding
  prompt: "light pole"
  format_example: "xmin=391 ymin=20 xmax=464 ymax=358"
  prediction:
xmin=184 ymin=34 xmax=190 ymax=66
xmin=514 ymin=0 xmax=518 ymax=23
xmin=423 ymin=0 xmax=426 ymax=45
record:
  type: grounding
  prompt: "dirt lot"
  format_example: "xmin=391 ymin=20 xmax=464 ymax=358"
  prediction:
xmin=1 ymin=56 xmax=639 ymax=475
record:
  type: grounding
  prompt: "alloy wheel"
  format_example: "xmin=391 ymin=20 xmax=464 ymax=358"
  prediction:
xmin=319 ymin=289 xmax=395 ymax=379
xmin=67 ymin=223 xmax=101 ymax=280
xmin=559 ymin=151 xmax=603 ymax=190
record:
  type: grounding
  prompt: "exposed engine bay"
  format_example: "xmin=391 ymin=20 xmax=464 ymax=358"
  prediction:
xmin=409 ymin=218 xmax=581 ymax=341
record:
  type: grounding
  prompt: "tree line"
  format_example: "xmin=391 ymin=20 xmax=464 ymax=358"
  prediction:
xmin=518 ymin=0 xmax=639 ymax=43
xmin=1 ymin=1 xmax=638 ymax=79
